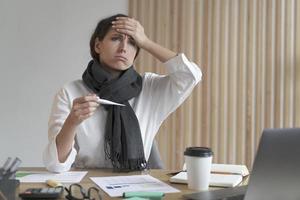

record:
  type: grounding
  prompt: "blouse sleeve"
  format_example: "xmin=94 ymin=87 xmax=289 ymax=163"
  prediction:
xmin=43 ymin=87 xmax=77 ymax=173
xmin=141 ymin=53 xmax=202 ymax=127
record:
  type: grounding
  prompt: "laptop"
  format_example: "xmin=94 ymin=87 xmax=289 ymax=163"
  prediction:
xmin=183 ymin=128 xmax=300 ymax=200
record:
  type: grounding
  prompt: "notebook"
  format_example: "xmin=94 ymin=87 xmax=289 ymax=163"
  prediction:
xmin=182 ymin=163 xmax=249 ymax=177
xmin=170 ymin=163 xmax=248 ymax=187
xmin=210 ymin=164 xmax=249 ymax=176
xmin=170 ymin=171 xmax=243 ymax=187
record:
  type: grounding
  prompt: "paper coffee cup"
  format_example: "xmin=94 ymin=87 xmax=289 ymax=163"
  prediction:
xmin=184 ymin=147 xmax=213 ymax=190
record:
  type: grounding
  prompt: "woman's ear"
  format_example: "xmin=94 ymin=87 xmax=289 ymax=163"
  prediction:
xmin=94 ymin=38 xmax=101 ymax=54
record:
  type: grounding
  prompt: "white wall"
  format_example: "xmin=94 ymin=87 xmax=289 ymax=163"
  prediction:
xmin=0 ymin=0 xmax=127 ymax=167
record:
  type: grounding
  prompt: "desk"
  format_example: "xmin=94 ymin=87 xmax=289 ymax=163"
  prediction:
xmin=17 ymin=168 xmax=248 ymax=200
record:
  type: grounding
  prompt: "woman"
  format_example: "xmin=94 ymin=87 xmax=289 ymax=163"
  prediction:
xmin=43 ymin=14 xmax=202 ymax=172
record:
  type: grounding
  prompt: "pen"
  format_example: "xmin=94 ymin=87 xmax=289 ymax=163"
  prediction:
xmin=8 ymin=157 xmax=22 ymax=173
xmin=2 ymin=157 xmax=12 ymax=171
xmin=0 ymin=157 xmax=12 ymax=177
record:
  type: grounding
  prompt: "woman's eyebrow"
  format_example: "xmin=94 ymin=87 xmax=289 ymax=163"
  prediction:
xmin=111 ymin=33 xmax=134 ymax=40
xmin=111 ymin=33 xmax=123 ymax=37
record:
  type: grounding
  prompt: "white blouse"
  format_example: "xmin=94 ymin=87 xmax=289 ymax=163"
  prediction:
xmin=43 ymin=53 xmax=202 ymax=172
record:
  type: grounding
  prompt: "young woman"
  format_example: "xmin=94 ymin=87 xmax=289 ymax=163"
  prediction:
xmin=43 ymin=14 xmax=202 ymax=172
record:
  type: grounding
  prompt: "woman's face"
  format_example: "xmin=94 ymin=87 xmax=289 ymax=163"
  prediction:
xmin=94 ymin=29 xmax=138 ymax=73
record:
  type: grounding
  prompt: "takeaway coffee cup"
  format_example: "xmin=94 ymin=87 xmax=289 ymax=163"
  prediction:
xmin=184 ymin=147 xmax=213 ymax=190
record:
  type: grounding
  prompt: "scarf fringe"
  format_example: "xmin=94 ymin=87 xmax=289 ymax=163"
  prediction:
xmin=105 ymin=141 xmax=147 ymax=171
xmin=112 ymin=158 xmax=148 ymax=172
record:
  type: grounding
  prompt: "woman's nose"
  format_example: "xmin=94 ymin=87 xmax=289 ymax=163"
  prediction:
xmin=119 ymin=43 xmax=127 ymax=53
xmin=119 ymin=38 xmax=128 ymax=52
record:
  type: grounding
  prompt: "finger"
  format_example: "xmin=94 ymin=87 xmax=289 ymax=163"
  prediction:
xmin=112 ymin=24 xmax=136 ymax=32
xmin=115 ymin=16 xmax=134 ymax=21
xmin=73 ymin=103 xmax=98 ymax=111
xmin=114 ymin=17 xmax=138 ymax=27
xmin=82 ymin=95 xmax=99 ymax=102
xmin=80 ymin=101 xmax=100 ymax=108
xmin=74 ymin=107 xmax=97 ymax=118
xmin=74 ymin=102 xmax=99 ymax=113
xmin=115 ymin=28 xmax=135 ymax=36
xmin=115 ymin=28 xmax=136 ymax=35
xmin=73 ymin=95 xmax=98 ymax=104
xmin=112 ymin=23 xmax=136 ymax=33
xmin=112 ymin=19 xmax=136 ymax=28
xmin=115 ymin=16 xmax=138 ymax=26
xmin=73 ymin=101 xmax=98 ymax=110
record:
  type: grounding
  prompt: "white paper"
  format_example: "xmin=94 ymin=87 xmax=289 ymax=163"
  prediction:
xmin=16 ymin=171 xmax=87 ymax=183
xmin=90 ymin=174 xmax=180 ymax=197
xmin=97 ymin=98 xmax=125 ymax=106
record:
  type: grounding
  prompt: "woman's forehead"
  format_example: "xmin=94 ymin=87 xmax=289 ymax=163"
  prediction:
xmin=106 ymin=29 xmax=133 ymax=39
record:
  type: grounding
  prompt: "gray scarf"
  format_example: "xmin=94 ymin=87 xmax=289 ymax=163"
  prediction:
xmin=82 ymin=60 xmax=147 ymax=171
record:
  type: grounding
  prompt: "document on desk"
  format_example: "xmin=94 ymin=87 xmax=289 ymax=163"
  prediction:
xmin=90 ymin=174 xmax=180 ymax=197
xmin=16 ymin=171 xmax=87 ymax=183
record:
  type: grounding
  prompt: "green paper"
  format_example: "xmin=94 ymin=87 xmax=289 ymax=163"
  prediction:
xmin=124 ymin=191 xmax=164 ymax=198
xmin=15 ymin=171 xmax=34 ymax=178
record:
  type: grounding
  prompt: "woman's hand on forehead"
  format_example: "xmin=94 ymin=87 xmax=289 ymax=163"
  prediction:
xmin=111 ymin=17 xmax=149 ymax=48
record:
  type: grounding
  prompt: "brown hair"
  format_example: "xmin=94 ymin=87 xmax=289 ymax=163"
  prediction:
xmin=89 ymin=14 xmax=140 ymax=62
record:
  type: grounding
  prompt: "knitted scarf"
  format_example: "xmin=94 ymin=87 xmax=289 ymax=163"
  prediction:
xmin=82 ymin=60 xmax=147 ymax=171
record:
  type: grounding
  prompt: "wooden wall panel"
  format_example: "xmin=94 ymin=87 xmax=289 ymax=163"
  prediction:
xmin=129 ymin=0 xmax=300 ymax=170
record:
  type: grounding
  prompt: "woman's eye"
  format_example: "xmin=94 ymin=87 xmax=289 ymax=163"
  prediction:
xmin=111 ymin=37 xmax=121 ymax=41
xmin=129 ymin=39 xmax=137 ymax=47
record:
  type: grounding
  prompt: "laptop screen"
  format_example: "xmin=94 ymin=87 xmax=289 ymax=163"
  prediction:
xmin=244 ymin=128 xmax=300 ymax=200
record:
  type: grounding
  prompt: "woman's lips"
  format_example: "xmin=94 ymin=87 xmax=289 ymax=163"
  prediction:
xmin=115 ymin=56 xmax=127 ymax=61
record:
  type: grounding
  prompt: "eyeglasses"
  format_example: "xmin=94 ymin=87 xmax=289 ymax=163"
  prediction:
xmin=65 ymin=183 xmax=102 ymax=200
